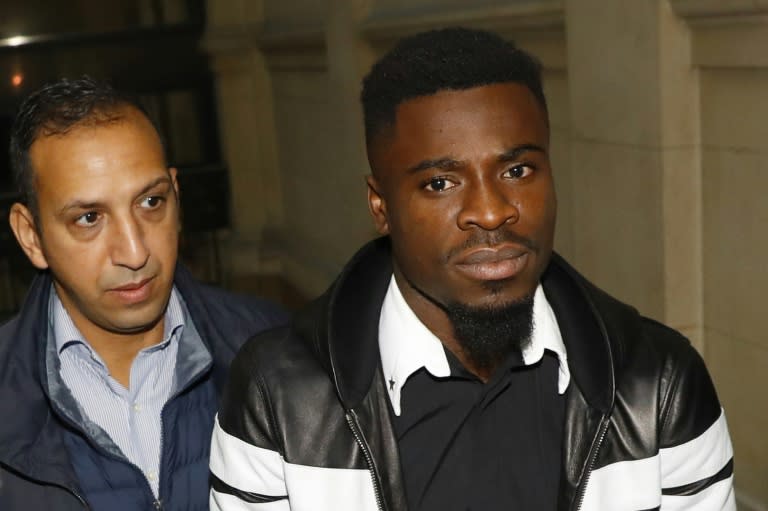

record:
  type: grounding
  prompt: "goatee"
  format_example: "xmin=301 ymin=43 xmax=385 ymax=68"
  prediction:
xmin=445 ymin=294 xmax=535 ymax=373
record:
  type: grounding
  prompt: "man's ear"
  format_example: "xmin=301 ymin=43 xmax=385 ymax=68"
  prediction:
xmin=9 ymin=203 xmax=49 ymax=270
xmin=168 ymin=167 xmax=183 ymax=233
xmin=169 ymin=166 xmax=179 ymax=201
xmin=366 ymin=175 xmax=390 ymax=235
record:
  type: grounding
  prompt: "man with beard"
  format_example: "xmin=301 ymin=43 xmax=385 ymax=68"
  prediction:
xmin=210 ymin=28 xmax=735 ymax=510
xmin=0 ymin=77 xmax=286 ymax=510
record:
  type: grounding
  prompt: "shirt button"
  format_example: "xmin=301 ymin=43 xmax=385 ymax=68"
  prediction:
xmin=133 ymin=403 xmax=142 ymax=412
xmin=148 ymin=471 xmax=157 ymax=481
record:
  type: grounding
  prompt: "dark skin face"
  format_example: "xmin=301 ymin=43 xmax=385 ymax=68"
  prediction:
xmin=367 ymin=83 xmax=557 ymax=379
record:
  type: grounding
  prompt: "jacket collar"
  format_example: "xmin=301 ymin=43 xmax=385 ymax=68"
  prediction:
xmin=304 ymin=237 xmax=624 ymax=414
xmin=541 ymin=254 xmax=616 ymax=413
xmin=0 ymin=270 xmax=77 ymax=487
xmin=296 ymin=237 xmax=393 ymax=409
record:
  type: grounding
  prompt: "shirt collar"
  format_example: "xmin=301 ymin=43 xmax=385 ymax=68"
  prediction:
xmin=52 ymin=285 xmax=186 ymax=361
xmin=378 ymin=276 xmax=570 ymax=416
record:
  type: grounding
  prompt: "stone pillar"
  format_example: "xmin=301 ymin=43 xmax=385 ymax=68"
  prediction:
xmin=203 ymin=0 xmax=284 ymax=278
xmin=324 ymin=0 xmax=377 ymax=233
xmin=271 ymin=0 xmax=379 ymax=297
xmin=564 ymin=0 xmax=702 ymax=348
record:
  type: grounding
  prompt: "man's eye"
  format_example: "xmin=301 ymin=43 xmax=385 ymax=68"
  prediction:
xmin=74 ymin=212 xmax=99 ymax=226
xmin=505 ymin=164 xmax=534 ymax=179
xmin=425 ymin=176 xmax=456 ymax=192
xmin=140 ymin=196 xmax=163 ymax=208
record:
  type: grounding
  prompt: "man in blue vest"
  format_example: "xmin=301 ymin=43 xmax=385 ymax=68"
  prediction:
xmin=0 ymin=77 xmax=286 ymax=510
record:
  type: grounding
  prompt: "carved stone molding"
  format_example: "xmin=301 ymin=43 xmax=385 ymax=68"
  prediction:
xmin=203 ymin=22 xmax=326 ymax=71
xmin=670 ymin=0 xmax=768 ymax=68
xmin=360 ymin=0 xmax=564 ymax=42
xmin=671 ymin=0 xmax=768 ymax=24
xmin=202 ymin=24 xmax=262 ymax=56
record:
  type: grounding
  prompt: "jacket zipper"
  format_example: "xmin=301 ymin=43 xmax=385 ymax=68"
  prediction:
xmin=345 ymin=410 xmax=385 ymax=511
xmin=150 ymin=359 xmax=214 ymax=511
xmin=40 ymin=481 xmax=91 ymax=510
xmin=84 ymin=443 xmax=161 ymax=509
xmin=573 ymin=416 xmax=610 ymax=510
xmin=68 ymin=486 xmax=91 ymax=509
xmin=65 ymin=484 xmax=90 ymax=510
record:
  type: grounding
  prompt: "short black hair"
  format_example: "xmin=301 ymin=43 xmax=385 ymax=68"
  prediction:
xmin=9 ymin=76 xmax=160 ymax=218
xmin=361 ymin=27 xmax=547 ymax=146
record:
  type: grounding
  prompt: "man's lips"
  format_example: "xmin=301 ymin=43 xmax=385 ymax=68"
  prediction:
xmin=112 ymin=278 xmax=153 ymax=291
xmin=453 ymin=246 xmax=530 ymax=281
xmin=109 ymin=277 xmax=154 ymax=303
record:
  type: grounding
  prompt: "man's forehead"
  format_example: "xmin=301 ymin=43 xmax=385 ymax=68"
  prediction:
xmin=370 ymin=84 xmax=549 ymax=169
xmin=395 ymin=83 xmax=544 ymax=117
xmin=29 ymin=118 xmax=168 ymax=203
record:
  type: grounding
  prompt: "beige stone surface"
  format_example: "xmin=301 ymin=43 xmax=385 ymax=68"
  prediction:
xmin=207 ymin=0 xmax=262 ymax=26
xmin=263 ymin=0 xmax=326 ymax=29
xmin=363 ymin=0 xmax=563 ymax=35
xmin=567 ymin=140 xmax=665 ymax=321
xmin=661 ymin=146 xmax=702 ymax=349
xmin=691 ymin=21 xmax=768 ymax=69
xmin=270 ymin=68 xmax=376 ymax=294
xmin=544 ymin=70 xmax=575 ymax=260
xmin=702 ymin=148 xmax=768 ymax=350
xmin=565 ymin=0 xmax=662 ymax=147
xmin=701 ymin=68 xmax=768 ymax=151
xmin=212 ymin=51 xmax=283 ymax=238
xmin=372 ymin=0 xmax=517 ymax=10
xmin=706 ymin=328 xmax=768 ymax=507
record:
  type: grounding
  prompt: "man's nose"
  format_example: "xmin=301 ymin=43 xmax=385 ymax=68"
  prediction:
xmin=457 ymin=180 xmax=519 ymax=231
xmin=110 ymin=215 xmax=149 ymax=270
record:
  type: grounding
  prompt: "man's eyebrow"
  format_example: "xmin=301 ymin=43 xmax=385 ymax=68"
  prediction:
xmin=135 ymin=176 xmax=173 ymax=198
xmin=407 ymin=157 xmax=462 ymax=174
xmin=58 ymin=176 xmax=172 ymax=215
xmin=406 ymin=144 xmax=547 ymax=174
xmin=58 ymin=200 xmax=103 ymax=215
xmin=498 ymin=144 xmax=546 ymax=162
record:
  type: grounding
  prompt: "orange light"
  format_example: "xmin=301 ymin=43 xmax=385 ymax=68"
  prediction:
xmin=12 ymin=74 xmax=23 ymax=87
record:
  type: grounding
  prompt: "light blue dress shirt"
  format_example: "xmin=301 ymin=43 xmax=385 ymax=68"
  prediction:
xmin=49 ymin=287 xmax=184 ymax=497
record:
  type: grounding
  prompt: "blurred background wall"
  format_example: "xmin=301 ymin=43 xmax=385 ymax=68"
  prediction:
xmin=0 ymin=0 xmax=766 ymax=508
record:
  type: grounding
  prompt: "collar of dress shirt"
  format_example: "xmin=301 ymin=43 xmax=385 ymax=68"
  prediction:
xmin=378 ymin=275 xmax=570 ymax=416
xmin=52 ymin=285 xmax=186 ymax=368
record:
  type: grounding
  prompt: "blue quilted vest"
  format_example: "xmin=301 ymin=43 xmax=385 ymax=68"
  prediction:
xmin=62 ymin=377 xmax=217 ymax=511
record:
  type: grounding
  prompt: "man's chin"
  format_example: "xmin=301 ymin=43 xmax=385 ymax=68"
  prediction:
xmin=445 ymin=293 xmax=536 ymax=372
xmin=100 ymin=309 xmax=166 ymax=336
xmin=459 ymin=286 xmax=536 ymax=312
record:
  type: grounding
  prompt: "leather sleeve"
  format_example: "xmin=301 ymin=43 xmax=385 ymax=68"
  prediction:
xmin=655 ymin=323 xmax=736 ymax=510
xmin=209 ymin=331 xmax=291 ymax=510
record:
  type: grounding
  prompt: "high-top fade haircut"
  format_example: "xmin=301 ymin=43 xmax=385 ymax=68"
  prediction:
xmin=9 ymin=76 xmax=161 ymax=219
xmin=361 ymin=27 xmax=547 ymax=149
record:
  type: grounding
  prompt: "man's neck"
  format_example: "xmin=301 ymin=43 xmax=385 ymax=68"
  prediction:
xmin=392 ymin=272 xmax=496 ymax=382
xmin=56 ymin=295 xmax=166 ymax=388
xmin=80 ymin=322 xmax=166 ymax=389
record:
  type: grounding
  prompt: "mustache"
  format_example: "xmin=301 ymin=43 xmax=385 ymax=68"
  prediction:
xmin=102 ymin=265 xmax=159 ymax=290
xmin=445 ymin=229 xmax=537 ymax=262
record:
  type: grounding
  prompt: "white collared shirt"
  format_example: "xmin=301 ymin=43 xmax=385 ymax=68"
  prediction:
xmin=378 ymin=276 xmax=570 ymax=416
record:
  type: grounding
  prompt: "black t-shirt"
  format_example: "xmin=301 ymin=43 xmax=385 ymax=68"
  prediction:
xmin=391 ymin=349 xmax=565 ymax=511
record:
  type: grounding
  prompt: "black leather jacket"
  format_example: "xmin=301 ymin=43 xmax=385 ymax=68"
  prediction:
xmin=211 ymin=238 xmax=735 ymax=511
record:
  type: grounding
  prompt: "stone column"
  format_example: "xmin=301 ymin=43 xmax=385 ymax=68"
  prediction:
xmin=564 ymin=0 xmax=702 ymax=348
xmin=203 ymin=0 xmax=284 ymax=279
